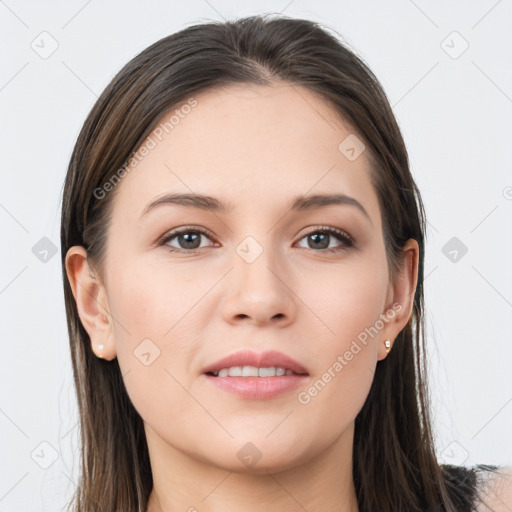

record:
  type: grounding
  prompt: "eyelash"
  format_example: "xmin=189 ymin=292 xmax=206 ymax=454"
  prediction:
xmin=159 ymin=225 xmax=354 ymax=254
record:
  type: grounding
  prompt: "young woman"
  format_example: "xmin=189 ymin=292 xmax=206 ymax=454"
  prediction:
xmin=61 ymin=14 xmax=511 ymax=512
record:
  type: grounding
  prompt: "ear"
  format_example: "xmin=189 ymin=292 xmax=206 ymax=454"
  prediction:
xmin=377 ymin=238 xmax=419 ymax=361
xmin=65 ymin=246 xmax=117 ymax=361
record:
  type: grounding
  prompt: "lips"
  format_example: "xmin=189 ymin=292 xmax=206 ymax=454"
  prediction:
xmin=202 ymin=350 xmax=309 ymax=376
xmin=202 ymin=350 xmax=309 ymax=400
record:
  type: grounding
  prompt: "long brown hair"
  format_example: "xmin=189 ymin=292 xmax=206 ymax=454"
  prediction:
xmin=61 ymin=14 xmax=482 ymax=511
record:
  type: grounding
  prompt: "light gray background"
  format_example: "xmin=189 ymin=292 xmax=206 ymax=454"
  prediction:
xmin=1 ymin=1 xmax=511 ymax=510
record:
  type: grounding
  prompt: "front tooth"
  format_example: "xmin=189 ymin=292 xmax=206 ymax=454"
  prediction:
xmin=242 ymin=365 xmax=259 ymax=377
xmin=216 ymin=366 xmax=295 ymax=377
xmin=259 ymin=367 xmax=277 ymax=377
xmin=228 ymin=366 xmax=242 ymax=377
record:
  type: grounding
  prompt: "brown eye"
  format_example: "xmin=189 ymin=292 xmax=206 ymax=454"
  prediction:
xmin=296 ymin=227 xmax=354 ymax=252
xmin=161 ymin=228 xmax=215 ymax=252
xmin=173 ymin=232 xmax=202 ymax=250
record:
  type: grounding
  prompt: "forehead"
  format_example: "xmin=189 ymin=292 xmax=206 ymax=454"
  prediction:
xmin=111 ymin=82 xmax=381 ymax=225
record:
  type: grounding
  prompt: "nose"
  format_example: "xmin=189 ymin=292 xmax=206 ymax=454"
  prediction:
xmin=221 ymin=241 xmax=296 ymax=328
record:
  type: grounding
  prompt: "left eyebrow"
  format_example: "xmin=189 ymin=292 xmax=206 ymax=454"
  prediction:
xmin=290 ymin=193 xmax=372 ymax=224
xmin=140 ymin=192 xmax=372 ymax=225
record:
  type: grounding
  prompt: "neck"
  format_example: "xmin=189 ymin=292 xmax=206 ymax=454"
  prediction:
xmin=146 ymin=422 xmax=359 ymax=512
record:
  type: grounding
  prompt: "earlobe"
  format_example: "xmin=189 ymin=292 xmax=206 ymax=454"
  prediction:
xmin=65 ymin=246 xmax=117 ymax=361
xmin=377 ymin=238 xmax=419 ymax=361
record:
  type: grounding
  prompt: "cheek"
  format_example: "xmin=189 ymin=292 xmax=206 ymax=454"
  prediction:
xmin=294 ymin=254 xmax=387 ymax=408
xmin=104 ymin=264 xmax=204 ymax=438
xmin=294 ymin=349 xmax=375 ymax=459
xmin=293 ymin=264 xmax=385 ymax=428
xmin=299 ymin=253 xmax=389 ymax=345
xmin=106 ymin=255 xmax=208 ymax=344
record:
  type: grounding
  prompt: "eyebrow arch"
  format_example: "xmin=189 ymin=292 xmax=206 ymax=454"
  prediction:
xmin=142 ymin=193 xmax=232 ymax=216
xmin=291 ymin=193 xmax=371 ymax=224
xmin=141 ymin=192 xmax=371 ymax=223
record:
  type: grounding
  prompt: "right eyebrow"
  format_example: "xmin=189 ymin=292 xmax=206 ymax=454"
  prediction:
xmin=141 ymin=193 xmax=234 ymax=217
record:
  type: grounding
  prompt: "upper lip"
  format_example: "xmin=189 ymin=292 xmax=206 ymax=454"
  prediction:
xmin=202 ymin=350 xmax=309 ymax=375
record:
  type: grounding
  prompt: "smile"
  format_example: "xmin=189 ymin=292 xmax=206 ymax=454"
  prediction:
xmin=202 ymin=349 xmax=309 ymax=399
xmin=210 ymin=366 xmax=297 ymax=377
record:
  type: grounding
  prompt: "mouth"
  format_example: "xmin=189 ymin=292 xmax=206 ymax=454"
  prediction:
xmin=206 ymin=366 xmax=305 ymax=377
xmin=202 ymin=349 xmax=309 ymax=376
xmin=202 ymin=350 xmax=309 ymax=400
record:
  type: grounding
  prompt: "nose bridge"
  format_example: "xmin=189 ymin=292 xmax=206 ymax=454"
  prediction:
xmin=223 ymin=232 xmax=295 ymax=325
xmin=236 ymin=235 xmax=279 ymax=287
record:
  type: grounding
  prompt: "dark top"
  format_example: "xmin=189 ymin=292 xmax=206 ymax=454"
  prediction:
xmin=441 ymin=463 xmax=500 ymax=511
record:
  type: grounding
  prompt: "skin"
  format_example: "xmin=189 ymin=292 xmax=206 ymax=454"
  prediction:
xmin=66 ymin=81 xmax=420 ymax=512
xmin=476 ymin=467 xmax=512 ymax=512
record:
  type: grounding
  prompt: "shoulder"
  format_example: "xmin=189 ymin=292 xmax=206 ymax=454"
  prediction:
xmin=474 ymin=465 xmax=512 ymax=512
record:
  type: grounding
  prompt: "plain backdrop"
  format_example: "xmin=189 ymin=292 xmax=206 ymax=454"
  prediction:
xmin=1 ymin=1 xmax=511 ymax=510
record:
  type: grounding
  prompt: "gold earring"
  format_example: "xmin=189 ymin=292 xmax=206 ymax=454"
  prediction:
xmin=384 ymin=339 xmax=391 ymax=352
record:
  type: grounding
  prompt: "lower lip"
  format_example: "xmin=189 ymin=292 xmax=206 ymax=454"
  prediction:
xmin=204 ymin=374 xmax=308 ymax=400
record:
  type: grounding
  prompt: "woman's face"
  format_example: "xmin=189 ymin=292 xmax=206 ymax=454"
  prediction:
xmin=72 ymin=82 xmax=417 ymax=473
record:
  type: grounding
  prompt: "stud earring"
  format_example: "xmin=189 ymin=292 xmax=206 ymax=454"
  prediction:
xmin=384 ymin=339 xmax=391 ymax=352
xmin=96 ymin=344 xmax=105 ymax=359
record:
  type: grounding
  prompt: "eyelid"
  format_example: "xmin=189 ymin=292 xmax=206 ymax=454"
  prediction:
xmin=158 ymin=225 xmax=217 ymax=246
xmin=299 ymin=225 xmax=354 ymax=244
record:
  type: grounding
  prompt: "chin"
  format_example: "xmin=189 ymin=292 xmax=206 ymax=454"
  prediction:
xmin=199 ymin=440 xmax=313 ymax=475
